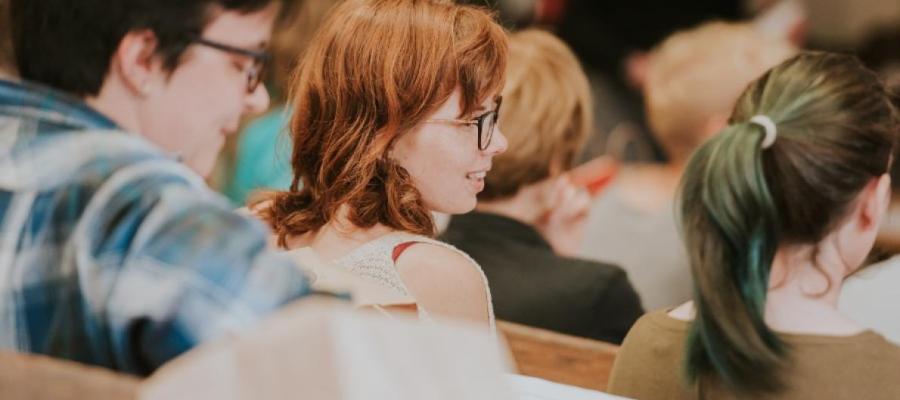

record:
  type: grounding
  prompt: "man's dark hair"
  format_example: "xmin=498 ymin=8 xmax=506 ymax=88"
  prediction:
xmin=10 ymin=0 xmax=274 ymax=96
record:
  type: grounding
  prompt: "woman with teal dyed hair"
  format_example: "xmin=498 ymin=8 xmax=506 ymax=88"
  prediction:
xmin=607 ymin=51 xmax=900 ymax=399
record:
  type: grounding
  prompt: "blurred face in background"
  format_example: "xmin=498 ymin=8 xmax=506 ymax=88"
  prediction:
xmin=644 ymin=21 xmax=796 ymax=163
xmin=480 ymin=28 xmax=594 ymax=203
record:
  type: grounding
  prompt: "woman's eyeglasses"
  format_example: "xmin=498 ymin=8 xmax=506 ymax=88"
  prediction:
xmin=426 ymin=97 xmax=503 ymax=150
xmin=189 ymin=36 xmax=270 ymax=94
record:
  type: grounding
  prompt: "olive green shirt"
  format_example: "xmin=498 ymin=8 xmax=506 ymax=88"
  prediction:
xmin=608 ymin=310 xmax=900 ymax=399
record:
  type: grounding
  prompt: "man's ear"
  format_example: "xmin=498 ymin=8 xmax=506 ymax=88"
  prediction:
xmin=110 ymin=30 xmax=163 ymax=96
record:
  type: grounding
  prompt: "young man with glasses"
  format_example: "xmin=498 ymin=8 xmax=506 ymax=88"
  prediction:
xmin=1 ymin=0 xmax=312 ymax=375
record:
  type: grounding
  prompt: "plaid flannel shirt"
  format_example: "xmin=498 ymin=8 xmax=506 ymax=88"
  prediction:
xmin=0 ymin=79 xmax=311 ymax=375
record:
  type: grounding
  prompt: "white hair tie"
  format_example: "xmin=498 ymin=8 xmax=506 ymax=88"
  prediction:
xmin=749 ymin=115 xmax=777 ymax=149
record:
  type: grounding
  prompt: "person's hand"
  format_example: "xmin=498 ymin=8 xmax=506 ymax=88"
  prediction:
xmin=535 ymin=175 xmax=591 ymax=257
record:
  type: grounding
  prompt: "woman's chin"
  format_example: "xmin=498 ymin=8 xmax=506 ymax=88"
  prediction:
xmin=428 ymin=198 xmax=477 ymax=216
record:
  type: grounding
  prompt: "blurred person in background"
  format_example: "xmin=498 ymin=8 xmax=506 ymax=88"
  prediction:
xmin=255 ymin=0 xmax=508 ymax=327
xmin=609 ymin=51 xmax=900 ymax=400
xmin=801 ymin=0 xmax=900 ymax=51
xmin=456 ymin=0 xmax=566 ymax=28
xmin=441 ymin=29 xmax=642 ymax=344
xmin=2 ymin=0 xmax=312 ymax=374
xmin=556 ymin=0 xmax=744 ymax=163
xmin=578 ymin=21 xmax=795 ymax=312
xmin=459 ymin=0 xmax=813 ymax=161
xmin=220 ymin=0 xmax=339 ymax=206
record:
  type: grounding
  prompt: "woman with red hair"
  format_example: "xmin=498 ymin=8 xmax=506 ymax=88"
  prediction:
xmin=256 ymin=0 xmax=508 ymax=327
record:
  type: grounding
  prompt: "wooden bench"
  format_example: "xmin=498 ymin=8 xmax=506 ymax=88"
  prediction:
xmin=498 ymin=320 xmax=619 ymax=392
xmin=0 ymin=351 xmax=139 ymax=399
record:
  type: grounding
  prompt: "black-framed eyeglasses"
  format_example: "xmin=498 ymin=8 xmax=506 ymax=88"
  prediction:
xmin=426 ymin=96 xmax=503 ymax=150
xmin=189 ymin=36 xmax=270 ymax=94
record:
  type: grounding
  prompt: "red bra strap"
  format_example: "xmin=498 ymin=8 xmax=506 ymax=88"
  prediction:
xmin=392 ymin=241 xmax=419 ymax=263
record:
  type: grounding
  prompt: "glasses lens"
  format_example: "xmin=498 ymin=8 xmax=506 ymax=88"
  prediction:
xmin=480 ymin=112 xmax=496 ymax=150
xmin=247 ymin=60 xmax=265 ymax=93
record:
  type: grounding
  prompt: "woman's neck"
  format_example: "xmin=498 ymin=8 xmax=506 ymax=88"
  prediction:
xmin=764 ymin=243 xmax=863 ymax=335
xmin=673 ymin=244 xmax=864 ymax=336
xmin=284 ymin=205 xmax=397 ymax=260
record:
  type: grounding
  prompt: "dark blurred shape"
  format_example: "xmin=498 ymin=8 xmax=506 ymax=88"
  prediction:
xmin=556 ymin=0 xmax=744 ymax=79
xmin=9 ymin=0 xmax=272 ymax=97
xmin=0 ymin=0 xmax=14 ymax=76
xmin=858 ymin=26 xmax=900 ymax=87
xmin=267 ymin=0 xmax=340 ymax=102
xmin=218 ymin=0 xmax=341 ymax=204
xmin=556 ymin=0 xmax=744 ymax=163
xmin=456 ymin=0 xmax=535 ymax=29
xmin=858 ymin=26 xmax=900 ymax=199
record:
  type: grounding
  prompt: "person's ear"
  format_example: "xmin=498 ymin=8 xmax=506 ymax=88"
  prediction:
xmin=624 ymin=51 xmax=650 ymax=91
xmin=860 ymin=173 xmax=892 ymax=231
xmin=110 ymin=30 xmax=164 ymax=96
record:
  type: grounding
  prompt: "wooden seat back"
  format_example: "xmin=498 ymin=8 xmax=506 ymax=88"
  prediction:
xmin=498 ymin=321 xmax=619 ymax=391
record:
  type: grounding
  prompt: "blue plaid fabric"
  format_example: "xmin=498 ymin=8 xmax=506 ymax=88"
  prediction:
xmin=0 ymin=79 xmax=311 ymax=375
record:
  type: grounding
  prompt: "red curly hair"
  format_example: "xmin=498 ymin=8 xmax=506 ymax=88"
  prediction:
xmin=257 ymin=0 xmax=508 ymax=247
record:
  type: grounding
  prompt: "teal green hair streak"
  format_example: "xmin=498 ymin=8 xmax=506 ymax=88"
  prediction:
xmin=680 ymin=122 xmax=787 ymax=393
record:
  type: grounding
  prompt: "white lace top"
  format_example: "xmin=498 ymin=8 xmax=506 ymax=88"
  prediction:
xmin=332 ymin=232 xmax=495 ymax=328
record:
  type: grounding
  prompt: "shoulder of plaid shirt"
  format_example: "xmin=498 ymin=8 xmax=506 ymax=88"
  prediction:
xmin=0 ymin=79 xmax=312 ymax=376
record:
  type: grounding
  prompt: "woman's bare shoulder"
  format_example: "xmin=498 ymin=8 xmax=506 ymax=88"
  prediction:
xmin=394 ymin=242 xmax=489 ymax=325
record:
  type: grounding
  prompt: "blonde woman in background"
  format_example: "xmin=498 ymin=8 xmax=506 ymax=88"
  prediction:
xmin=441 ymin=29 xmax=643 ymax=344
xmin=578 ymin=21 xmax=795 ymax=311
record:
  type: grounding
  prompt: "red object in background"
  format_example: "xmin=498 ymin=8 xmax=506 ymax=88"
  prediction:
xmin=567 ymin=156 xmax=619 ymax=197
xmin=535 ymin=0 xmax=568 ymax=26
